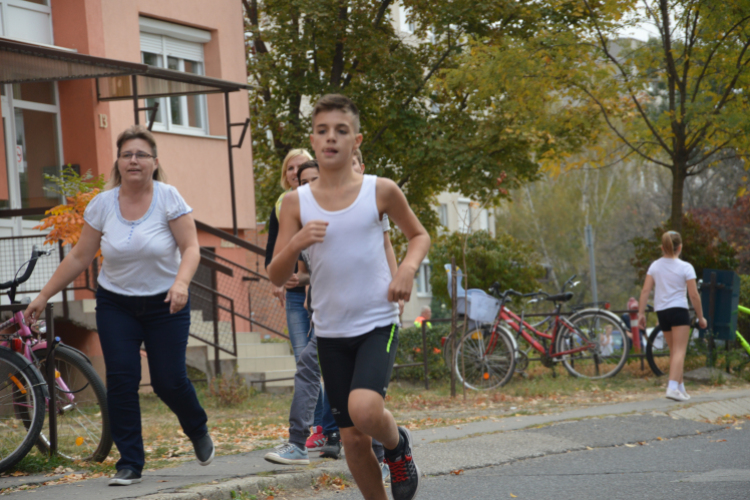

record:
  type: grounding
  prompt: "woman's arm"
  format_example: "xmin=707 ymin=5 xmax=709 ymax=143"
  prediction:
xmin=637 ymin=274 xmax=654 ymax=330
xmin=297 ymin=260 xmax=310 ymax=287
xmin=24 ymin=222 xmax=102 ymax=321
xmin=687 ymin=279 xmax=708 ymax=329
xmin=167 ymin=213 xmax=201 ymax=314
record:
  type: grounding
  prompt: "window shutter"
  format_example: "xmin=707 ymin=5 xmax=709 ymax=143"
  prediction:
xmin=165 ymin=38 xmax=204 ymax=63
xmin=140 ymin=32 xmax=162 ymax=55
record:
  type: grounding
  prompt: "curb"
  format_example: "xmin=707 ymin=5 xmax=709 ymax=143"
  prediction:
xmin=138 ymin=467 xmax=353 ymax=500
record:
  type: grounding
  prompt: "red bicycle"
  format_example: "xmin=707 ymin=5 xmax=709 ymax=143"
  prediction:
xmin=454 ymin=280 xmax=629 ymax=390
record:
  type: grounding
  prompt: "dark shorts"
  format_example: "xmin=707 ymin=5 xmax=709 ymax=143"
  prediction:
xmin=316 ymin=324 xmax=398 ymax=429
xmin=656 ymin=307 xmax=691 ymax=332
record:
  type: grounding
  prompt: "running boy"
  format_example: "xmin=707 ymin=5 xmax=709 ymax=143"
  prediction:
xmin=268 ymin=94 xmax=429 ymax=500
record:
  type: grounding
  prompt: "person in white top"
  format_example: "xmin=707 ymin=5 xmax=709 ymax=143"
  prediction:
xmin=268 ymin=94 xmax=430 ymax=500
xmin=24 ymin=126 xmax=213 ymax=486
xmin=637 ymin=231 xmax=707 ymax=402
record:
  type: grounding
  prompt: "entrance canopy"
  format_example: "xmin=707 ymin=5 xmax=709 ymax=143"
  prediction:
xmin=0 ymin=38 xmax=250 ymax=96
xmin=0 ymin=37 xmax=251 ymax=234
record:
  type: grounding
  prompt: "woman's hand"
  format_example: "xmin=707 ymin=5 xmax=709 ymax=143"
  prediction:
xmin=637 ymin=313 xmax=647 ymax=331
xmin=24 ymin=294 xmax=49 ymax=325
xmin=698 ymin=317 xmax=708 ymax=329
xmin=285 ymin=273 xmax=300 ymax=289
xmin=272 ymin=286 xmax=286 ymax=307
xmin=165 ymin=281 xmax=190 ymax=314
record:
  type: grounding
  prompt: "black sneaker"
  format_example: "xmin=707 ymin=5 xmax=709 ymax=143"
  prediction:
xmin=108 ymin=469 xmax=142 ymax=486
xmin=191 ymin=433 xmax=215 ymax=466
xmin=385 ymin=427 xmax=420 ymax=500
xmin=319 ymin=432 xmax=342 ymax=459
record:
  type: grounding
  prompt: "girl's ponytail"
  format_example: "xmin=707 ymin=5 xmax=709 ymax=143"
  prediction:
xmin=662 ymin=231 xmax=681 ymax=258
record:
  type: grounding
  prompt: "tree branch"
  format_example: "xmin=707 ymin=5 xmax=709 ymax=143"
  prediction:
xmin=330 ymin=4 xmax=349 ymax=87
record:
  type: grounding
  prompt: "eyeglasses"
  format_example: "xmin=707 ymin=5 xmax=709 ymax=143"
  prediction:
xmin=119 ymin=152 xmax=155 ymax=161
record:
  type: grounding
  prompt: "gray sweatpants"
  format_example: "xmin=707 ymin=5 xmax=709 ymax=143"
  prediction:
xmin=288 ymin=333 xmax=385 ymax=462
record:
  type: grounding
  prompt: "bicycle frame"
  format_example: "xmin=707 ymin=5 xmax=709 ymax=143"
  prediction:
xmin=0 ymin=310 xmax=74 ymax=404
xmin=495 ymin=304 xmax=595 ymax=359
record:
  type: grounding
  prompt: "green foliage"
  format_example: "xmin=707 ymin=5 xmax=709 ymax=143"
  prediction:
xmin=739 ymin=275 xmax=750 ymax=336
xmin=429 ymin=230 xmax=544 ymax=305
xmin=246 ymin=0 xmax=604 ymax=230
xmin=207 ymin=372 xmax=255 ymax=407
xmin=394 ymin=323 xmax=452 ymax=382
xmin=43 ymin=164 xmax=105 ymax=198
xmin=630 ymin=213 xmax=738 ymax=284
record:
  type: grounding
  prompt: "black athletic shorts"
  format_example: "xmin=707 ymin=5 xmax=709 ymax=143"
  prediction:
xmin=656 ymin=307 xmax=691 ymax=332
xmin=316 ymin=324 xmax=398 ymax=429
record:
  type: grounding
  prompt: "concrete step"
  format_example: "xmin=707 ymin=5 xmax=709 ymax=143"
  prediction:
xmin=237 ymin=356 xmax=297 ymax=373
xmin=260 ymin=369 xmax=296 ymax=388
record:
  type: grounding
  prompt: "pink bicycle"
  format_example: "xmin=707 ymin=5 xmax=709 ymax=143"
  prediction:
xmin=0 ymin=247 xmax=111 ymax=471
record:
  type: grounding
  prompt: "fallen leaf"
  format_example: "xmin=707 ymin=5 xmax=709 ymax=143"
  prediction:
xmin=624 ymin=444 xmax=636 ymax=448
xmin=450 ymin=469 xmax=464 ymax=475
xmin=585 ymin=446 xmax=593 ymax=450
xmin=511 ymin=494 xmax=517 ymax=498
xmin=656 ymin=437 xmax=663 ymax=441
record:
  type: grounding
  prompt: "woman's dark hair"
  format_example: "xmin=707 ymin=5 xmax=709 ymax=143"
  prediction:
xmin=662 ymin=231 xmax=682 ymax=258
xmin=106 ymin=125 xmax=166 ymax=189
xmin=296 ymin=159 xmax=319 ymax=185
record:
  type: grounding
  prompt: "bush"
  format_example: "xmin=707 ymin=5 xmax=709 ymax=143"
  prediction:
xmin=631 ymin=213 xmax=738 ymax=284
xmin=207 ymin=372 xmax=254 ymax=406
xmin=393 ymin=323 xmax=453 ymax=382
xmin=429 ymin=230 xmax=544 ymax=305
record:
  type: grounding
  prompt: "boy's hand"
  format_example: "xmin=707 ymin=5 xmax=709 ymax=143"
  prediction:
xmin=388 ymin=267 xmax=415 ymax=302
xmin=292 ymin=220 xmax=328 ymax=251
xmin=285 ymin=273 xmax=300 ymax=289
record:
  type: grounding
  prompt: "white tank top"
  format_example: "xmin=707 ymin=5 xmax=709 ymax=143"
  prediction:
xmin=298 ymin=174 xmax=399 ymax=338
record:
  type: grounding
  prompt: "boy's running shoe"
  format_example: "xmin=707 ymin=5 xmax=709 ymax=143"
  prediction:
xmin=306 ymin=425 xmax=327 ymax=451
xmin=381 ymin=461 xmax=391 ymax=483
xmin=385 ymin=427 xmax=420 ymax=500
xmin=319 ymin=432 xmax=342 ymax=459
xmin=264 ymin=443 xmax=309 ymax=465
xmin=666 ymin=388 xmax=689 ymax=402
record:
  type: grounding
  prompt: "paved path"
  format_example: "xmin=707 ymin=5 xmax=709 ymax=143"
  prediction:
xmin=3 ymin=387 xmax=750 ymax=499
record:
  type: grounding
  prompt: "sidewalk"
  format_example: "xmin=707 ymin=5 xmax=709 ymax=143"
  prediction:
xmin=4 ymin=387 xmax=750 ymax=499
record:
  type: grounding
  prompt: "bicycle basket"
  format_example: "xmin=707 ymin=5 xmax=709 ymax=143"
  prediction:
xmin=466 ymin=289 xmax=501 ymax=324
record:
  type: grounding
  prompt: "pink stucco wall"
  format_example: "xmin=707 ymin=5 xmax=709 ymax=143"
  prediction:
xmin=95 ymin=0 xmax=255 ymax=231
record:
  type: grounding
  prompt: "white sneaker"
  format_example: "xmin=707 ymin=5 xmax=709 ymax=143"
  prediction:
xmin=680 ymin=390 xmax=691 ymax=400
xmin=666 ymin=388 xmax=689 ymax=402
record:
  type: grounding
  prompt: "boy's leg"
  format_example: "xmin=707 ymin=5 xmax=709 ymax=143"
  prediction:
xmin=318 ymin=336 xmax=388 ymax=500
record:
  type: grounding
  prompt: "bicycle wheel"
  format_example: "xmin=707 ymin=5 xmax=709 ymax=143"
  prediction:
xmin=0 ymin=347 xmax=46 ymax=472
xmin=556 ymin=311 xmax=628 ymax=379
xmin=33 ymin=345 xmax=112 ymax=462
xmin=455 ymin=325 xmax=516 ymax=390
xmin=645 ymin=325 xmax=704 ymax=377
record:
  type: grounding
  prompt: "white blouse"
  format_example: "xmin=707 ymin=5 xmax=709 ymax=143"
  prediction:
xmin=83 ymin=181 xmax=192 ymax=296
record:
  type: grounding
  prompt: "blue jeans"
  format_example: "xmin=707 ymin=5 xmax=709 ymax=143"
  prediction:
xmin=96 ymin=287 xmax=208 ymax=474
xmin=285 ymin=289 xmax=323 ymax=428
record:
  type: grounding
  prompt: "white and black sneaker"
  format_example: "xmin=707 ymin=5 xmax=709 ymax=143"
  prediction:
xmin=385 ymin=427 xmax=420 ymax=500
xmin=108 ymin=469 xmax=142 ymax=486
xmin=192 ymin=433 xmax=215 ymax=466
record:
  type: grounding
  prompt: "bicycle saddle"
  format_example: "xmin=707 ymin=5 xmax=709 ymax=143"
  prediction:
xmin=545 ymin=292 xmax=574 ymax=303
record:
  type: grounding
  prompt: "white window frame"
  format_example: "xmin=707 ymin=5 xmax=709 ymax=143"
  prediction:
xmin=457 ymin=200 xmax=471 ymax=233
xmin=139 ymin=17 xmax=211 ymax=136
xmin=399 ymin=5 xmax=415 ymax=34
xmin=414 ymin=260 xmax=432 ymax=297
xmin=0 ymin=0 xmax=53 ymax=45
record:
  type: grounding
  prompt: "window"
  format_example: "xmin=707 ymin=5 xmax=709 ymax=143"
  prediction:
xmin=414 ymin=260 xmax=432 ymax=295
xmin=399 ymin=5 xmax=415 ymax=34
xmin=139 ymin=17 xmax=211 ymax=134
xmin=478 ymin=209 xmax=489 ymax=231
xmin=457 ymin=201 xmax=470 ymax=233
xmin=438 ymin=203 xmax=448 ymax=227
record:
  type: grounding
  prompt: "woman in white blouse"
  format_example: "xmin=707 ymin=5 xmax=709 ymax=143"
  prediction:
xmin=25 ymin=125 xmax=212 ymax=486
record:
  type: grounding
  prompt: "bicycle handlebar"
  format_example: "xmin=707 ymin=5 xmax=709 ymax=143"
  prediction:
xmin=0 ymin=246 xmax=51 ymax=291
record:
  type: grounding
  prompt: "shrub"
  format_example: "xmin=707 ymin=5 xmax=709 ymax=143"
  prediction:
xmin=207 ymin=372 xmax=254 ymax=406
xmin=393 ymin=323 xmax=453 ymax=382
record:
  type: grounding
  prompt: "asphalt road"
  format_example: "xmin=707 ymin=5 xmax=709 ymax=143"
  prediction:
xmin=301 ymin=417 xmax=749 ymax=500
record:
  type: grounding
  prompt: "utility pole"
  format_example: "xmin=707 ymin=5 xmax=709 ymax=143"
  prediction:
xmin=585 ymin=224 xmax=598 ymax=306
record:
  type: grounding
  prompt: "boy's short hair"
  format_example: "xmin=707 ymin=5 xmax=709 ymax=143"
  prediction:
xmin=297 ymin=159 xmax=319 ymax=185
xmin=312 ymin=94 xmax=360 ymax=133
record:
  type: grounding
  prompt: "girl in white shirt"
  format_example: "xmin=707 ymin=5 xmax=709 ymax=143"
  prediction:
xmin=637 ymin=231 xmax=707 ymax=402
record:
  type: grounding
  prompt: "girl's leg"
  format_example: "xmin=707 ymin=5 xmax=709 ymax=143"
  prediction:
xmin=142 ymin=295 xmax=208 ymax=441
xmin=286 ymin=290 xmax=311 ymax=362
xmin=668 ymin=325 xmax=691 ymax=383
xmin=95 ymin=289 xmax=147 ymax=474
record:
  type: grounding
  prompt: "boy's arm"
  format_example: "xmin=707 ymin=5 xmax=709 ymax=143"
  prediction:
xmin=383 ymin=231 xmax=404 ymax=314
xmin=268 ymin=192 xmax=328 ymax=287
xmin=377 ymin=178 xmax=431 ymax=302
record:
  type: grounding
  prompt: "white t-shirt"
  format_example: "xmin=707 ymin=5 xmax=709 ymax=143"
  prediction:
xmin=83 ymin=181 xmax=192 ymax=296
xmin=647 ymin=257 xmax=697 ymax=311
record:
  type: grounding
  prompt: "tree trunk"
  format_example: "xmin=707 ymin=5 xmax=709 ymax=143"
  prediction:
xmin=670 ymin=163 xmax=686 ymax=233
